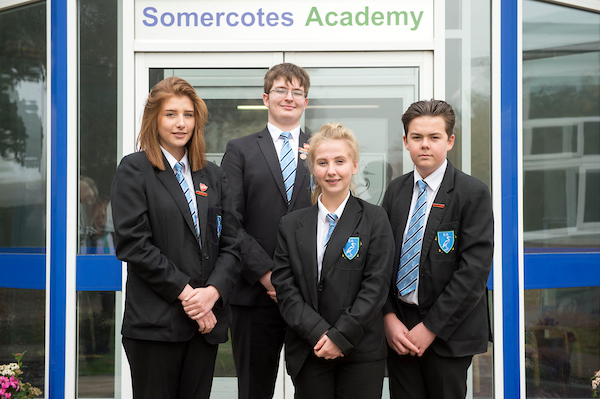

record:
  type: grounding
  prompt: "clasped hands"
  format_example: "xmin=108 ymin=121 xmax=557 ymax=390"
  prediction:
xmin=383 ymin=313 xmax=436 ymax=357
xmin=314 ymin=331 xmax=344 ymax=360
xmin=179 ymin=284 xmax=220 ymax=334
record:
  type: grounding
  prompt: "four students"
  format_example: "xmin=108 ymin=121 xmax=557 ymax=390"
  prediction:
xmin=111 ymin=66 xmax=493 ymax=399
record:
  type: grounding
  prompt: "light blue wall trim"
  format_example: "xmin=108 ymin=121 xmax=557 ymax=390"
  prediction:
xmin=0 ymin=254 xmax=45 ymax=289
xmin=76 ymin=255 xmax=122 ymax=291
xmin=525 ymin=253 xmax=600 ymax=289
xmin=501 ymin=0 xmax=521 ymax=397
xmin=49 ymin=0 xmax=67 ymax=397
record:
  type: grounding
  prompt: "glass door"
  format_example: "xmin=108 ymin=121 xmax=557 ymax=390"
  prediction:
xmin=133 ymin=51 xmax=432 ymax=399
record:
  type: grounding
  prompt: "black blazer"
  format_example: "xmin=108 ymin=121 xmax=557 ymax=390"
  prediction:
xmin=382 ymin=161 xmax=493 ymax=357
xmin=111 ymin=151 xmax=242 ymax=345
xmin=272 ymin=196 xmax=395 ymax=378
xmin=221 ymin=127 xmax=312 ymax=307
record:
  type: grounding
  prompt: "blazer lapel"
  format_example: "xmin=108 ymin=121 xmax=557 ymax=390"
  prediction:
xmin=257 ymin=128 xmax=288 ymax=203
xmin=296 ymin=206 xmax=319 ymax=309
xmin=321 ymin=196 xmax=362 ymax=281
xmin=156 ymin=157 xmax=197 ymax=240
xmin=289 ymin=131 xmax=310 ymax=209
xmin=192 ymin=168 xmax=208 ymax=247
xmin=394 ymin=174 xmax=415 ymax=267
xmin=420 ymin=161 xmax=455 ymax=264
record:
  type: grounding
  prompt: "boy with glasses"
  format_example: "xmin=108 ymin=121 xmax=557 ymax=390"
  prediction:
xmin=221 ymin=63 xmax=312 ymax=399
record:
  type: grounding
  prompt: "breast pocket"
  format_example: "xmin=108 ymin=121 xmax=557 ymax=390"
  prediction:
xmin=207 ymin=206 xmax=222 ymax=246
xmin=336 ymin=236 xmax=364 ymax=270
xmin=430 ymin=221 xmax=459 ymax=261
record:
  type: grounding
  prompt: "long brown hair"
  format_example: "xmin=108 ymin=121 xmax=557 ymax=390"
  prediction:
xmin=137 ymin=76 xmax=208 ymax=171
xmin=307 ymin=123 xmax=360 ymax=205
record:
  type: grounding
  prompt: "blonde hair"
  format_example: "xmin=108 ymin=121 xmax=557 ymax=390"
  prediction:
xmin=307 ymin=123 xmax=360 ymax=205
xmin=137 ymin=76 xmax=208 ymax=171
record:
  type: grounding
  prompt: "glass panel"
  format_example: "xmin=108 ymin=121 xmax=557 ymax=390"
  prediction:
xmin=525 ymin=287 xmax=600 ymax=397
xmin=0 ymin=287 xmax=45 ymax=396
xmin=0 ymin=2 xmax=47 ymax=252
xmin=523 ymin=0 xmax=600 ymax=252
xmin=78 ymin=0 xmax=118 ymax=255
xmin=77 ymin=292 xmax=116 ymax=398
xmin=445 ymin=0 xmax=492 ymax=188
xmin=156 ymin=66 xmax=419 ymax=206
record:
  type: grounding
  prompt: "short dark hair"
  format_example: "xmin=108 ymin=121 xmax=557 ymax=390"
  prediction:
xmin=264 ymin=63 xmax=310 ymax=96
xmin=402 ymin=99 xmax=456 ymax=137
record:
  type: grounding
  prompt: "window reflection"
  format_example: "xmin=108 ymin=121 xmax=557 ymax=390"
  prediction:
xmin=0 ymin=288 xmax=45 ymax=396
xmin=77 ymin=292 xmax=116 ymax=398
xmin=523 ymin=0 xmax=600 ymax=251
xmin=525 ymin=287 xmax=600 ymax=397
xmin=78 ymin=0 xmax=118 ymax=255
xmin=0 ymin=2 xmax=47 ymax=252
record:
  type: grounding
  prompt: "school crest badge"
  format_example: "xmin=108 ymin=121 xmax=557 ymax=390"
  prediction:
xmin=437 ymin=230 xmax=454 ymax=253
xmin=343 ymin=237 xmax=360 ymax=260
xmin=216 ymin=215 xmax=222 ymax=238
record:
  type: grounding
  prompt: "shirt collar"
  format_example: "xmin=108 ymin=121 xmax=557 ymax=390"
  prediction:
xmin=317 ymin=191 xmax=351 ymax=222
xmin=160 ymin=145 xmax=190 ymax=173
xmin=414 ymin=159 xmax=447 ymax=191
xmin=267 ymin=123 xmax=301 ymax=143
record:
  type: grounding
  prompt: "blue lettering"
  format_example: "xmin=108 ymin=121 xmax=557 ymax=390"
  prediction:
xmin=201 ymin=12 xmax=213 ymax=27
xmin=281 ymin=12 xmax=293 ymax=26
xmin=142 ymin=7 xmax=157 ymax=27
xmin=216 ymin=12 xmax=225 ymax=26
xmin=178 ymin=12 xmax=198 ymax=27
xmin=266 ymin=12 xmax=279 ymax=26
xmin=161 ymin=12 xmax=175 ymax=27
xmin=227 ymin=12 xmax=239 ymax=27
xmin=241 ymin=12 xmax=255 ymax=26
xmin=257 ymin=8 xmax=265 ymax=26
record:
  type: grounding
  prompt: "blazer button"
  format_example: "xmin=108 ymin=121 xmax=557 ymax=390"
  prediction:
xmin=317 ymin=283 xmax=324 ymax=292
xmin=204 ymin=254 xmax=209 ymax=260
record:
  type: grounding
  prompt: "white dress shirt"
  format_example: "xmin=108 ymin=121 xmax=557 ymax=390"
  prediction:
xmin=400 ymin=159 xmax=448 ymax=305
xmin=316 ymin=192 xmax=351 ymax=280
xmin=268 ymin=122 xmax=301 ymax=165
xmin=160 ymin=146 xmax=199 ymax=242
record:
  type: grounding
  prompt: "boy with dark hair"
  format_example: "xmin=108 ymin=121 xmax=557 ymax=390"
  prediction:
xmin=382 ymin=99 xmax=493 ymax=399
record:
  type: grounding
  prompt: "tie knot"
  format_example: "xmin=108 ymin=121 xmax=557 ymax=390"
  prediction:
xmin=280 ymin=131 xmax=291 ymax=141
xmin=174 ymin=162 xmax=184 ymax=173
xmin=327 ymin=213 xmax=338 ymax=226
xmin=417 ymin=180 xmax=427 ymax=191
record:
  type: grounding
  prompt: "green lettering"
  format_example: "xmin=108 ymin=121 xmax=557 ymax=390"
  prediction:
xmin=340 ymin=11 xmax=352 ymax=26
xmin=387 ymin=11 xmax=408 ymax=26
xmin=355 ymin=6 xmax=368 ymax=26
xmin=411 ymin=11 xmax=423 ymax=31
xmin=305 ymin=7 xmax=323 ymax=26
xmin=371 ymin=11 xmax=384 ymax=26
xmin=325 ymin=11 xmax=338 ymax=26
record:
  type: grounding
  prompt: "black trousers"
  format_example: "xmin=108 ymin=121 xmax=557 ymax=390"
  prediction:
xmin=292 ymin=354 xmax=385 ymax=399
xmin=122 ymin=333 xmax=218 ymax=399
xmin=386 ymin=303 xmax=473 ymax=399
xmin=230 ymin=304 xmax=286 ymax=399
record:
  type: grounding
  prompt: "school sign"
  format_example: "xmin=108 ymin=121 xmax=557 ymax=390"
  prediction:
xmin=135 ymin=0 xmax=435 ymax=51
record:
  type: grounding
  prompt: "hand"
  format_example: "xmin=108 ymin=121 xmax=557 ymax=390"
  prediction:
xmin=405 ymin=322 xmax=436 ymax=357
xmin=383 ymin=313 xmax=420 ymax=356
xmin=196 ymin=310 xmax=217 ymax=334
xmin=180 ymin=285 xmax=220 ymax=320
xmin=259 ymin=271 xmax=277 ymax=303
xmin=314 ymin=333 xmax=344 ymax=360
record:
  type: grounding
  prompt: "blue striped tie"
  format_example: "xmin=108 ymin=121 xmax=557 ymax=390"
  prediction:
xmin=174 ymin=162 xmax=199 ymax=238
xmin=324 ymin=213 xmax=338 ymax=248
xmin=396 ymin=180 xmax=428 ymax=296
xmin=279 ymin=132 xmax=296 ymax=203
